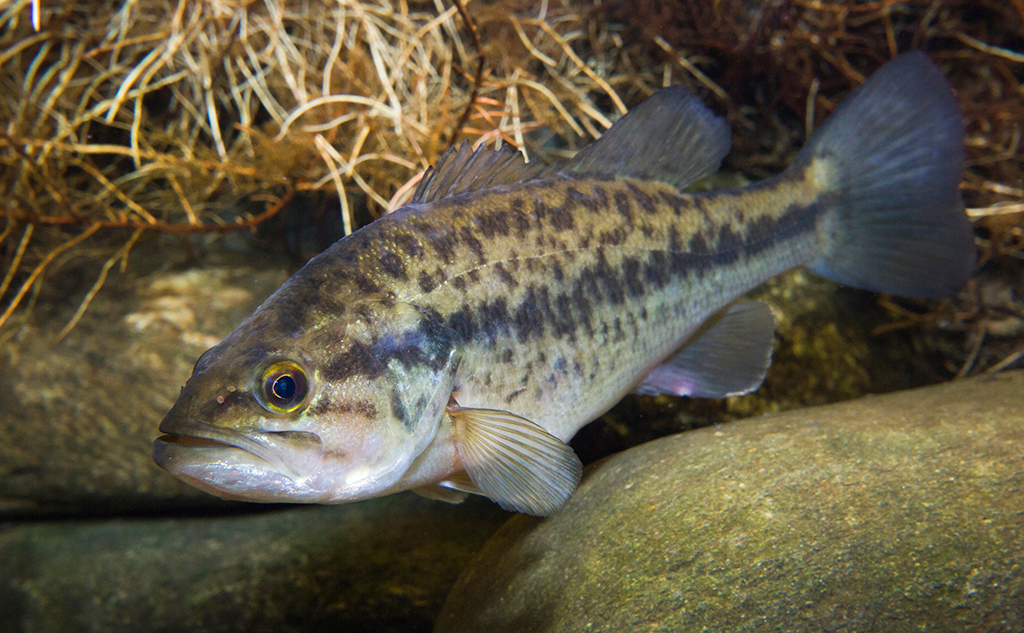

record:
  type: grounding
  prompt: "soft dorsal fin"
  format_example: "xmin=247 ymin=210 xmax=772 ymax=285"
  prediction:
xmin=637 ymin=300 xmax=776 ymax=398
xmin=411 ymin=87 xmax=730 ymax=203
xmin=411 ymin=141 xmax=552 ymax=204
xmin=557 ymin=86 xmax=732 ymax=190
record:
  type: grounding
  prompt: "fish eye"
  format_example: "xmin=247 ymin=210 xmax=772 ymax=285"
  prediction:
xmin=257 ymin=361 xmax=310 ymax=414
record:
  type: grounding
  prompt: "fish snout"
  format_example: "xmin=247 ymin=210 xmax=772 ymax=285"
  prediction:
xmin=154 ymin=415 xmax=325 ymax=483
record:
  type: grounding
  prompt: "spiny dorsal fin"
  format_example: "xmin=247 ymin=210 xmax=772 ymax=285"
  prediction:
xmin=637 ymin=300 xmax=776 ymax=398
xmin=557 ymin=86 xmax=732 ymax=190
xmin=448 ymin=405 xmax=582 ymax=516
xmin=411 ymin=141 xmax=552 ymax=204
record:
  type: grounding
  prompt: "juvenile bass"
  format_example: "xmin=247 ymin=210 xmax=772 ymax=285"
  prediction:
xmin=154 ymin=53 xmax=975 ymax=515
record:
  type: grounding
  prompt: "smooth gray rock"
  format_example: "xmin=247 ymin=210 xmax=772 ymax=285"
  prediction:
xmin=1 ymin=494 xmax=507 ymax=633
xmin=437 ymin=371 xmax=1024 ymax=633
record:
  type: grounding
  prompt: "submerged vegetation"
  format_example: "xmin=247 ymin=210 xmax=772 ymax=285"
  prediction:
xmin=0 ymin=0 xmax=1022 ymax=374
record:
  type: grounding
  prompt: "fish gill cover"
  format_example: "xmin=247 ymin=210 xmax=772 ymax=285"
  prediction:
xmin=0 ymin=0 xmax=1021 ymax=380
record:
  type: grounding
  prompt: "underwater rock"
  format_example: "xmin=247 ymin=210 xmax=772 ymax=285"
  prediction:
xmin=0 ymin=495 xmax=507 ymax=633
xmin=0 ymin=244 xmax=292 ymax=515
xmin=437 ymin=371 xmax=1024 ymax=633
xmin=0 ymin=235 xmax=945 ymax=517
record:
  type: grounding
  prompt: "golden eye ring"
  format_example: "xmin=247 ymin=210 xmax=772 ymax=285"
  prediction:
xmin=257 ymin=361 xmax=310 ymax=414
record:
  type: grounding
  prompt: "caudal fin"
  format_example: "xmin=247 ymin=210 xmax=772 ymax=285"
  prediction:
xmin=797 ymin=52 xmax=976 ymax=298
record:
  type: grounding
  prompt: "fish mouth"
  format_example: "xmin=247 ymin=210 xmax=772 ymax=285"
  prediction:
xmin=153 ymin=417 xmax=324 ymax=485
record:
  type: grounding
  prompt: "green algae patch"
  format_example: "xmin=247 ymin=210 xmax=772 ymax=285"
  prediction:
xmin=437 ymin=371 xmax=1024 ymax=632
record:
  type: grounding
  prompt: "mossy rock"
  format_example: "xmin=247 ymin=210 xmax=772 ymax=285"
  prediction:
xmin=437 ymin=371 xmax=1024 ymax=632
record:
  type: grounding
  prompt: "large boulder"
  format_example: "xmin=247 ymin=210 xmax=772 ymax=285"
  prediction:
xmin=437 ymin=371 xmax=1024 ymax=632
xmin=1 ymin=495 xmax=507 ymax=633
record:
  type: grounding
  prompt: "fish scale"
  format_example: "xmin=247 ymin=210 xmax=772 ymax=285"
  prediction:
xmin=365 ymin=173 xmax=822 ymax=440
xmin=154 ymin=53 xmax=976 ymax=516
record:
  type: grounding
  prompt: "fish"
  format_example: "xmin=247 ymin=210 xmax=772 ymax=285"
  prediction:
xmin=153 ymin=52 xmax=975 ymax=516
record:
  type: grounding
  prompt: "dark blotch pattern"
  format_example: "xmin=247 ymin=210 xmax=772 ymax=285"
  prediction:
xmin=614 ymin=191 xmax=634 ymax=227
xmin=390 ymin=388 xmax=410 ymax=429
xmin=494 ymin=262 xmax=517 ymax=288
xmin=476 ymin=208 xmax=509 ymax=239
xmin=513 ymin=286 xmax=548 ymax=343
xmin=627 ymin=182 xmax=658 ymax=215
xmin=354 ymin=274 xmax=380 ymax=293
xmin=394 ymin=231 xmax=423 ymax=258
xmin=460 ymin=226 xmax=486 ymax=264
xmin=292 ymin=176 xmax=826 ymax=420
xmin=418 ymin=270 xmax=435 ymax=293
xmin=379 ymin=249 xmax=407 ymax=280
xmin=547 ymin=198 xmax=575 ymax=231
xmin=323 ymin=324 xmax=454 ymax=384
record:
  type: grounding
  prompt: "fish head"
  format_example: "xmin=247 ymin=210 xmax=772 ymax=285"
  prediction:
xmin=153 ymin=293 xmax=460 ymax=504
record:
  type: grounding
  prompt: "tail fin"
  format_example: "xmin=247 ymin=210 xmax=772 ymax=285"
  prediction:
xmin=797 ymin=52 xmax=976 ymax=298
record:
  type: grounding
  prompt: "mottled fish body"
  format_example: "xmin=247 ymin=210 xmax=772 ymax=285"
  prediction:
xmin=154 ymin=53 xmax=975 ymax=515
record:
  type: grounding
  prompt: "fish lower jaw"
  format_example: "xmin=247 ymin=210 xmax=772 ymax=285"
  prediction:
xmin=151 ymin=436 xmax=327 ymax=503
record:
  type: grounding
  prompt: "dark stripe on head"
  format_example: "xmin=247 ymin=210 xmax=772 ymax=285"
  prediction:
xmin=322 ymin=323 xmax=454 ymax=383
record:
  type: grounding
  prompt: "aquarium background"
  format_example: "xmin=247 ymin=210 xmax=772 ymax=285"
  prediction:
xmin=1 ymin=0 xmax=1022 ymax=631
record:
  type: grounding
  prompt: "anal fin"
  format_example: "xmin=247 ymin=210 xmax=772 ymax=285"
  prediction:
xmin=638 ymin=300 xmax=776 ymax=398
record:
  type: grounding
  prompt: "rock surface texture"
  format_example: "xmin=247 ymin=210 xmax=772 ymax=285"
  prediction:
xmin=1 ymin=496 xmax=507 ymax=633
xmin=437 ymin=371 xmax=1024 ymax=633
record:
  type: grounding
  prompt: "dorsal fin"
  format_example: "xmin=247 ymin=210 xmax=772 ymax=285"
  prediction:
xmin=556 ymin=86 xmax=732 ymax=190
xmin=411 ymin=141 xmax=552 ymax=204
xmin=412 ymin=87 xmax=730 ymax=203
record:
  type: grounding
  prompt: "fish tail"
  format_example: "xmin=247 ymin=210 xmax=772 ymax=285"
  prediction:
xmin=797 ymin=52 xmax=976 ymax=298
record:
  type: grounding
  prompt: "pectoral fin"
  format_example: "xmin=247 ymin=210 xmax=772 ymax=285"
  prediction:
xmin=448 ymin=406 xmax=583 ymax=516
xmin=638 ymin=300 xmax=776 ymax=398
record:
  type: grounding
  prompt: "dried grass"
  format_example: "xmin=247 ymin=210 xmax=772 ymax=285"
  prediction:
xmin=617 ymin=0 xmax=1024 ymax=376
xmin=1 ymin=0 xmax=1022 ymax=369
xmin=0 ymin=0 xmax=647 ymax=336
